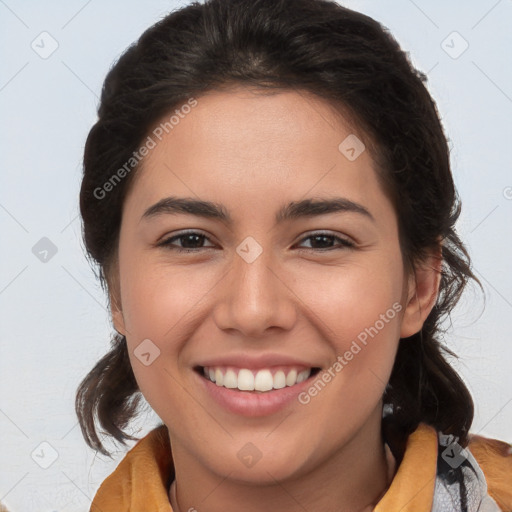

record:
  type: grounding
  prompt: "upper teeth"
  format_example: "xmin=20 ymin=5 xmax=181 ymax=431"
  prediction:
xmin=203 ymin=367 xmax=312 ymax=392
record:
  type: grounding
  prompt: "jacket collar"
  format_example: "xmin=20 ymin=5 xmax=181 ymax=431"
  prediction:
xmin=90 ymin=422 xmax=500 ymax=512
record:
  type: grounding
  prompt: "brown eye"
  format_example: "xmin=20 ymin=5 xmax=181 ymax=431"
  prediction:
xmin=296 ymin=232 xmax=355 ymax=251
xmin=158 ymin=231 xmax=216 ymax=252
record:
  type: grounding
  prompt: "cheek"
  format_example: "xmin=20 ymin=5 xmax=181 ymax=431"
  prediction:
xmin=296 ymin=255 xmax=404 ymax=343
xmin=117 ymin=257 xmax=224 ymax=405
xmin=119 ymin=256 xmax=218 ymax=342
xmin=294 ymin=256 xmax=404 ymax=405
xmin=117 ymin=258 xmax=208 ymax=416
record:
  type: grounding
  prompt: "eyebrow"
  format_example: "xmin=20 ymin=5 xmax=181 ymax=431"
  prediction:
xmin=141 ymin=196 xmax=374 ymax=224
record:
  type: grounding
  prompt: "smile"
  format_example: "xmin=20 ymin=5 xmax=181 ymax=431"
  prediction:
xmin=201 ymin=366 xmax=320 ymax=392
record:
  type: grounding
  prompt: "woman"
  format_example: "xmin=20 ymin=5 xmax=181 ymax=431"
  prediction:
xmin=76 ymin=0 xmax=512 ymax=510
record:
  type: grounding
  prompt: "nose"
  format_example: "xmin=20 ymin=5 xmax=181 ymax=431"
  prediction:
xmin=212 ymin=245 xmax=297 ymax=338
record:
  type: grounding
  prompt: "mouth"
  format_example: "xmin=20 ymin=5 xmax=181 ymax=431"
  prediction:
xmin=194 ymin=365 xmax=322 ymax=393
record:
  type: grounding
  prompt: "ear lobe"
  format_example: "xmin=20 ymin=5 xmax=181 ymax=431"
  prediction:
xmin=111 ymin=298 xmax=127 ymax=336
xmin=108 ymin=279 xmax=126 ymax=336
xmin=105 ymin=258 xmax=127 ymax=336
xmin=400 ymin=250 xmax=442 ymax=339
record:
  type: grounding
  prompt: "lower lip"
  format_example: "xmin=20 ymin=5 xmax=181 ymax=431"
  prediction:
xmin=195 ymin=370 xmax=315 ymax=417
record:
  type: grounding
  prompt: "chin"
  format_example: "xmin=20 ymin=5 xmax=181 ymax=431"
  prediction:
xmin=205 ymin=440 xmax=317 ymax=484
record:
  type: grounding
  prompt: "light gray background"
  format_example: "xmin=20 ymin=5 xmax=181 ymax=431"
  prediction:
xmin=1 ymin=0 xmax=511 ymax=510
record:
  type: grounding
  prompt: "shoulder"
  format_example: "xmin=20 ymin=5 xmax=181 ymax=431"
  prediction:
xmin=468 ymin=434 xmax=512 ymax=512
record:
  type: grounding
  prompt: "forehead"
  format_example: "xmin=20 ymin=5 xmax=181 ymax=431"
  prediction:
xmin=124 ymin=87 xmax=390 ymax=222
xmin=162 ymin=86 xmax=362 ymax=159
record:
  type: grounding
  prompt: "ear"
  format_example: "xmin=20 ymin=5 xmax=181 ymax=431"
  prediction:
xmin=400 ymin=247 xmax=442 ymax=339
xmin=111 ymin=290 xmax=127 ymax=336
xmin=106 ymin=262 xmax=127 ymax=336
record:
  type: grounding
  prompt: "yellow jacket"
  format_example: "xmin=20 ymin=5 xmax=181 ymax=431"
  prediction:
xmin=90 ymin=423 xmax=512 ymax=511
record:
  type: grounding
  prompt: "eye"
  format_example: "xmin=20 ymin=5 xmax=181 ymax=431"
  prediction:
xmin=295 ymin=232 xmax=355 ymax=251
xmin=157 ymin=230 xmax=355 ymax=253
xmin=157 ymin=230 xmax=216 ymax=253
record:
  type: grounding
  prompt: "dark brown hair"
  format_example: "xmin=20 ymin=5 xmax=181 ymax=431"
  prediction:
xmin=77 ymin=0 xmax=479 ymax=456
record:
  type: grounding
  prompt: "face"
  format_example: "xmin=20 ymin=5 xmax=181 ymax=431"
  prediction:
xmin=112 ymin=87 xmax=437 ymax=483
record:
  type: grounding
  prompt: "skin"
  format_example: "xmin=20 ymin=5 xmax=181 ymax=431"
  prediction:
xmin=111 ymin=86 xmax=441 ymax=512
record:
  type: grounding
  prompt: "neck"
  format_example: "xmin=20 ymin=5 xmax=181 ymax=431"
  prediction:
xmin=169 ymin=408 xmax=393 ymax=512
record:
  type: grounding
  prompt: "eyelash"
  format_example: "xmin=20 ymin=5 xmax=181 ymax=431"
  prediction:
xmin=157 ymin=230 xmax=356 ymax=253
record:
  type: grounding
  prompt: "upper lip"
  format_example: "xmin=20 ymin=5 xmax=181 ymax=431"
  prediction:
xmin=195 ymin=353 xmax=321 ymax=370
